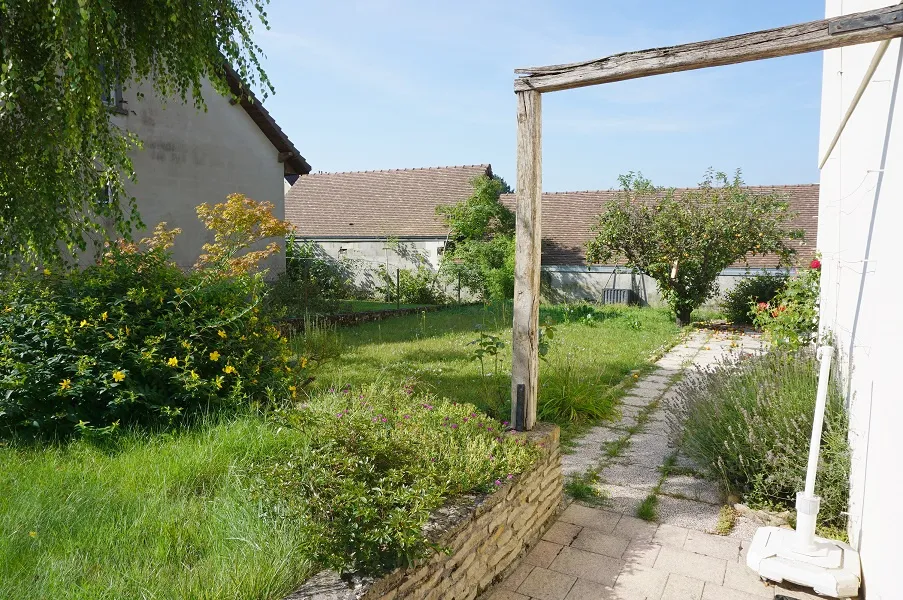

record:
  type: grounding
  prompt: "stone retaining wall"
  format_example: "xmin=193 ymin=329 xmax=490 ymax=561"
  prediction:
xmin=288 ymin=423 xmax=562 ymax=600
xmin=280 ymin=305 xmax=451 ymax=333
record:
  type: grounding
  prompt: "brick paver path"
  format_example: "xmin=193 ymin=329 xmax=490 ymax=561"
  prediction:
xmin=485 ymin=329 xmax=831 ymax=600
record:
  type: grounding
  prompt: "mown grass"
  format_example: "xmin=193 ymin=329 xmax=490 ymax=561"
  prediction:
xmin=0 ymin=415 xmax=315 ymax=600
xmin=314 ymin=303 xmax=681 ymax=444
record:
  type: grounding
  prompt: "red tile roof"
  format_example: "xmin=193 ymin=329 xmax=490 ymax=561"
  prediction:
xmin=499 ymin=185 xmax=819 ymax=269
xmin=285 ymin=165 xmax=492 ymax=238
xmin=286 ymin=167 xmax=817 ymax=268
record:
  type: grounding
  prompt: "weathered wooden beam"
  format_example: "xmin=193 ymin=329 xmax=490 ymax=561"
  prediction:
xmin=511 ymin=90 xmax=542 ymax=431
xmin=515 ymin=4 xmax=903 ymax=92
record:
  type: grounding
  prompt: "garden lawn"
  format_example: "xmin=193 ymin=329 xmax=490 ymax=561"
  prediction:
xmin=0 ymin=416 xmax=314 ymax=600
xmin=310 ymin=303 xmax=682 ymax=444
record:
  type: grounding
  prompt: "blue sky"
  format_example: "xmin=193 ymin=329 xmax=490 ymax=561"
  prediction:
xmin=254 ymin=0 xmax=826 ymax=191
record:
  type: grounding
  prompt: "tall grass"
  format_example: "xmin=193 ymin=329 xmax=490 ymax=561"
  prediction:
xmin=670 ymin=349 xmax=850 ymax=532
xmin=0 ymin=415 xmax=315 ymax=600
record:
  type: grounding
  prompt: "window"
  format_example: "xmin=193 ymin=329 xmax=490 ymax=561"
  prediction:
xmin=99 ymin=63 xmax=127 ymax=114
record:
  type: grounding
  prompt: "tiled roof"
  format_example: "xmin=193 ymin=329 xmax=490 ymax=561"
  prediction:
xmin=285 ymin=164 xmax=492 ymax=237
xmin=500 ymin=184 xmax=819 ymax=268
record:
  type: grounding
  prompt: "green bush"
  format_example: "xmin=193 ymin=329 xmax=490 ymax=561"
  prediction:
xmin=720 ymin=273 xmax=787 ymax=325
xmin=251 ymin=384 xmax=539 ymax=575
xmin=378 ymin=265 xmax=447 ymax=305
xmin=0 ymin=197 xmax=310 ymax=439
xmin=752 ymin=265 xmax=820 ymax=349
xmin=437 ymin=175 xmax=516 ymax=302
xmin=671 ymin=349 xmax=850 ymax=531
xmin=0 ymin=253 xmax=301 ymax=439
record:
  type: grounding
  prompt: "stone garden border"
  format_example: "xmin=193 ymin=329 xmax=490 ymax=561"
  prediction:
xmin=287 ymin=423 xmax=563 ymax=600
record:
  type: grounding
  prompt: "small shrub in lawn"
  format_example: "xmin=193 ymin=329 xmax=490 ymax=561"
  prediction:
xmin=379 ymin=264 xmax=447 ymax=305
xmin=671 ymin=348 xmax=850 ymax=530
xmin=0 ymin=195 xmax=310 ymax=438
xmin=720 ymin=273 xmax=787 ymax=325
xmin=752 ymin=261 xmax=820 ymax=349
xmin=252 ymin=384 xmax=539 ymax=575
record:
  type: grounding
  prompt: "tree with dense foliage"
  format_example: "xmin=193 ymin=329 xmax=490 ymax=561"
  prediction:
xmin=0 ymin=0 xmax=272 ymax=267
xmin=586 ymin=170 xmax=803 ymax=325
xmin=437 ymin=175 xmax=515 ymax=302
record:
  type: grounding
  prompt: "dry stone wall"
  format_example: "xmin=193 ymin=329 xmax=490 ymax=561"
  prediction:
xmin=287 ymin=422 xmax=562 ymax=600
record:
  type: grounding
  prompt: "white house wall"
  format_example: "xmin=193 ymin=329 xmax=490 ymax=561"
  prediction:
xmin=104 ymin=79 xmax=286 ymax=272
xmin=818 ymin=2 xmax=903 ymax=597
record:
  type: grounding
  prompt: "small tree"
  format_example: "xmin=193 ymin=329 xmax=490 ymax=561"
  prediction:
xmin=437 ymin=175 xmax=515 ymax=302
xmin=586 ymin=170 xmax=803 ymax=325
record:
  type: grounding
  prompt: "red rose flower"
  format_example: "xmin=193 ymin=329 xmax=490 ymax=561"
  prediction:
xmin=810 ymin=259 xmax=821 ymax=270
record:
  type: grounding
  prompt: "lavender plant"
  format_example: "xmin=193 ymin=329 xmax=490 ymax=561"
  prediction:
xmin=669 ymin=349 xmax=850 ymax=531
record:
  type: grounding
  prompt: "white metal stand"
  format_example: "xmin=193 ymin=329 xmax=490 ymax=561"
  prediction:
xmin=746 ymin=346 xmax=861 ymax=598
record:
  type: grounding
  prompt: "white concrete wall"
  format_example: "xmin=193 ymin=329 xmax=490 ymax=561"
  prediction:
xmin=307 ymin=237 xmax=466 ymax=300
xmin=541 ymin=266 xmax=782 ymax=308
xmin=100 ymin=79 xmax=287 ymax=272
xmin=818 ymin=2 xmax=903 ymax=597
xmin=306 ymin=238 xmax=778 ymax=308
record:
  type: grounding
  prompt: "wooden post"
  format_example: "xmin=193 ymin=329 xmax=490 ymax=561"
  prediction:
xmin=511 ymin=89 xmax=542 ymax=431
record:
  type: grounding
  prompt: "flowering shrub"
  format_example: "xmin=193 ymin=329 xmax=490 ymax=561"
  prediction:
xmin=0 ymin=196 xmax=308 ymax=438
xmin=251 ymin=383 xmax=539 ymax=575
xmin=752 ymin=260 xmax=820 ymax=349
xmin=671 ymin=349 xmax=850 ymax=532
xmin=720 ymin=273 xmax=787 ymax=325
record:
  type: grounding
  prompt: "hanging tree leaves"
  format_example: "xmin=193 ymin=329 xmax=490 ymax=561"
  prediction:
xmin=586 ymin=170 xmax=804 ymax=326
xmin=0 ymin=0 xmax=273 ymax=267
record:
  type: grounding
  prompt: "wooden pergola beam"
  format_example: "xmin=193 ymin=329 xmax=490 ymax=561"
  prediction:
xmin=515 ymin=4 xmax=903 ymax=92
xmin=512 ymin=90 xmax=542 ymax=431
xmin=510 ymin=4 xmax=903 ymax=431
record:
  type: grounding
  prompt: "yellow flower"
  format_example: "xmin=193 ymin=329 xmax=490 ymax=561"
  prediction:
xmin=59 ymin=379 xmax=72 ymax=390
xmin=214 ymin=376 xmax=224 ymax=390
xmin=175 ymin=288 xmax=183 ymax=295
xmin=218 ymin=329 xmax=227 ymax=339
xmin=101 ymin=312 xmax=108 ymax=321
xmin=80 ymin=320 xmax=88 ymax=328
xmin=29 ymin=531 xmax=37 ymax=538
xmin=105 ymin=332 xmax=115 ymax=340
xmin=43 ymin=268 xmax=51 ymax=276
xmin=223 ymin=365 xmax=236 ymax=375
xmin=112 ymin=370 xmax=126 ymax=382
xmin=300 ymin=357 xmax=309 ymax=369
xmin=181 ymin=340 xmax=191 ymax=350
xmin=166 ymin=357 xmax=179 ymax=367
xmin=189 ymin=370 xmax=199 ymax=380
xmin=209 ymin=351 xmax=220 ymax=361
xmin=289 ymin=385 xmax=297 ymax=398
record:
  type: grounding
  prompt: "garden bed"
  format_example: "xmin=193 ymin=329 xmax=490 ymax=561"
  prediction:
xmin=288 ymin=423 xmax=562 ymax=600
xmin=281 ymin=304 xmax=450 ymax=333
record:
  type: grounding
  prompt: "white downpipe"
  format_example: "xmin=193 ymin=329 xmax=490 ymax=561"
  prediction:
xmin=795 ymin=345 xmax=835 ymax=554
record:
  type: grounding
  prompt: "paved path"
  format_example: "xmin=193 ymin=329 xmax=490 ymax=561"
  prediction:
xmin=486 ymin=329 xmax=828 ymax=600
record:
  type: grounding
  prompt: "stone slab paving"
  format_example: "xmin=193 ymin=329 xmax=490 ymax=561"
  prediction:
xmin=484 ymin=329 xmax=832 ymax=600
